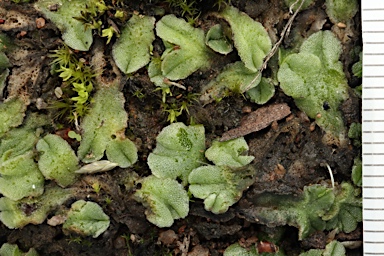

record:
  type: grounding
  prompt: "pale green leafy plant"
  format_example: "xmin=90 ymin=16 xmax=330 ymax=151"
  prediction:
xmin=133 ymin=176 xmax=189 ymax=228
xmin=351 ymin=157 xmax=362 ymax=187
xmin=0 ymin=243 xmax=39 ymax=256
xmin=0 ymin=152 xmax=45 ymax=201
xmin=77 ymin=86 xmax=138 ymax=168
xmin=0 ymin=97 xmax=26 ymax=138
xmin=220 ymin=5 xmax=272 ymax=73
xmin=325 ymin=0 xmax=358 ymax=23
xmin=205 ymin=24 xmax=233 ymax=55
xmin=34 ymin=0 xmax=93 ymax=51
xmin=224 ymin=242 xmax=286 ymax=256
xmin=63 ymin=200 xmax=110 ymax=238
xmin=299 ymin=240 xmax=346 ymax=256
xmin=246 ymin=77 xmax=276 ymax=105
xmin=200 ymin=5 xmax=273 ymax=104
xmin=156 ymin=14 xmax=212 ymax=80
xmin=0 ymin=186 xmax=71 ymax=229
xmin=200 ymin=61 xmax=261 ymax=104
xmin=36 ymin=134 xmax=79 ymax=187
xmin=241 ymin=182 xmax=361 ymax=240
xmin=243 ymin=185 xmax=335 ymax=240
xmin=0 ymin=113 xmax=48 ymax=162
xmin=147 ymin=122 xmax=205 ymax=185
xmin=112 ymin=14 xmax=155 ymax=74
xmin=278 ymin=31 xmax=349 ymax=146
xmin=205 ymin=138 xmax=254 ymax=168
xmin=324 ymin=182 xmax=362 ymax=233
xmin=135 ymin=124 xmax=256 ymax=226
xmin=148 ymin=57 xmax=169 ymax=90
xmin=189 ymin=165 xmax=254 ymax=214
xmin=105 ymin=137 xmax=138 ymax=168
xmin=189 ymin=137 xmax=255 ymax=214
xmin=0 ymin=114 xmax=49 ymax=201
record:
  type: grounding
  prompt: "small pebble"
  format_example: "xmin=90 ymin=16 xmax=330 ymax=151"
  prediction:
xmin=309 ymin=122 xmax=316 ymax=132
xmin=337 ymin=22 xmax=346 ymax=28
xmin=36 ymin=17 xmax=45 ymax=29
xmin=188 ymin=245 xmax=209 ymax=256
xmin=47 ymin=215 xmax=66 ymax=226
xmin=285 ymin=114 xmax=294 ymax=122
xmin=113 ymin=236 xmax=126 ymax=249
xmin=54 ymin=87 xmax=63 ymax=98
xmin=158 ymin=230 xmax=178 ymax=246
xmin=271 ymin=120 xmax=278 ymax=131
xmin=242 ymin=105 xmax=252 ymax=113
xmin=36 ymin=98 xmax=48 ymax=109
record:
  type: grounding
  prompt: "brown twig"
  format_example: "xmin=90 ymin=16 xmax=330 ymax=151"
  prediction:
xmin=243 ymin=0 xmax=307 ymax=92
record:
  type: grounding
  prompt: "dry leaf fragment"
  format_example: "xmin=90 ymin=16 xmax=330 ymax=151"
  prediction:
xmin=220 ymin=103 xmax=291 ymax=141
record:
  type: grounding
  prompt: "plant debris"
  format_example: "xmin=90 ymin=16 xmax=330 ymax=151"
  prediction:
xmin=220 ymin=103 xmax=291 ymax=141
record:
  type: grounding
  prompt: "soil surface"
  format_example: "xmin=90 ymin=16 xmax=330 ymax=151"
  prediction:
xmin=0 ymin=0 xmax=362 ymax=255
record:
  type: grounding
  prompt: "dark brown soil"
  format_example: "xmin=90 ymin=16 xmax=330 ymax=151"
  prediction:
xmin=0 ymin=0 xmax=362 ymax=255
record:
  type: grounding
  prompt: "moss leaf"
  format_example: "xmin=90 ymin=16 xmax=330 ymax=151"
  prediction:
xmin=0 ymin=114 xmax=47 ymax=162
xmin=325 ymin=0 xmax=358 ymax=23
xmin=0 ymin=152 xmax=45 ymax=201
xmin=156 ymin=15 xmax=212 ymax=80
xmin=63 ymin=200 xmax=110 ymax=238
xmin=0 ymin=186 xmax=71 ymax=229
xmin=0 ymin=97 xmax=26 ymax=138
xmin=205 ymin=138 xmax=254 ymax=168
xmin=224 ymin=242 xmax=285 ymax=256
xmin=133 ymin=176 xmax=189 ymax=228
xmin=105 ymin=137 xmax=138 ymax=168
xmin=148 ymin=57 xmax=168 ymax=88
xmin=323 ymin=182 xmax=362 ymax=233
xmin=188 ymin=165 xmax=254 ymax=214
xmin=246 ymin=77 xmax=275 ymax=105
xmin=278 ymin=31 xmax=349 ymax=145
xmin=147 ymin=122 xmax=205 ymax=185
xmin=220 ymin=6 xmax=272 ymax=72
xmin=200 ymin=61 xmax=261 ymax=105
xmin=351 ymin=157 xmax=362 ymax=187
xmin=0 ymin=52 xmax=10 ymax=69
xmin=0 ymin=243 xmax=39 ymax=256
xmin=34 ymin=0 xmax=93 ymax=51
xmin=36 ymin=134 xmax=79 ymax=187
xmin=242 ymin=185 xmax=335 ymax=240
xmin=300 ymin=241 xmax=346 ymax=256
xmin=205 ymin=24 xmax=233 ymax=55
xmin=112 ymin=14 xmax=155 ymax=74
xmin=77 ymin=87 xmax=127 ymax=163
xmin=223 ymin=242 xmax=259 ymax=256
